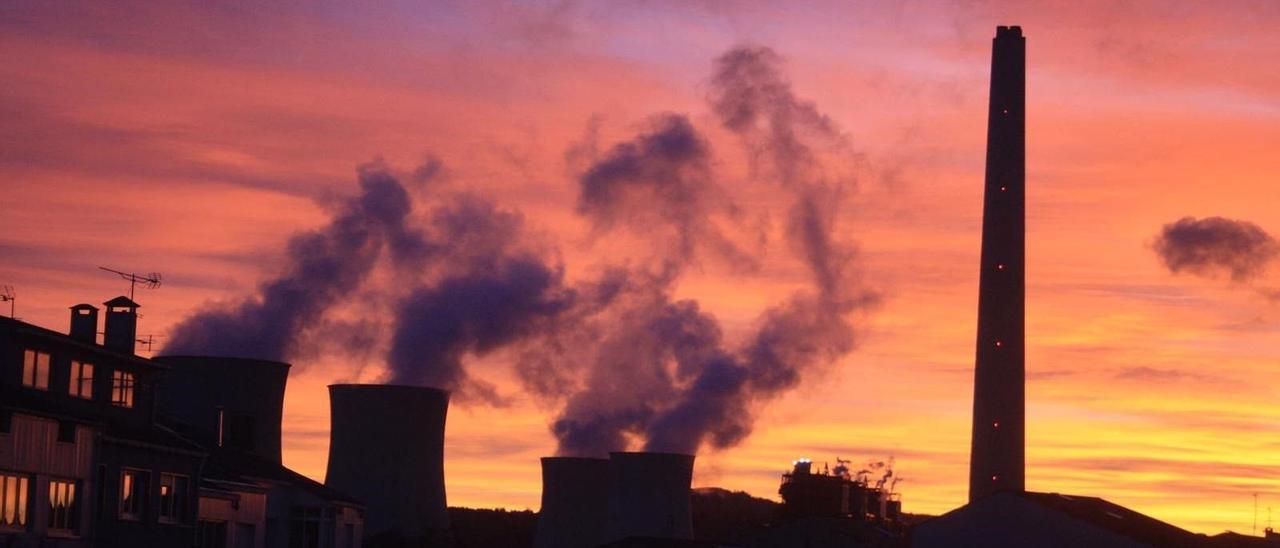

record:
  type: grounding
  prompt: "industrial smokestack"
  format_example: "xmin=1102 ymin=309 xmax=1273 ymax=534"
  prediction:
xmin=153 ymin=356 xmax=290 ymax=463
xmin=605 ymin=451 xmax=695 ymax=543
xmin=969 ymin=24 xmax=1027 ymax=502
xmin=534 ymin=457 xmax=610 ymax=548
xmin=326 ymin=384 xmax=450 ymax=544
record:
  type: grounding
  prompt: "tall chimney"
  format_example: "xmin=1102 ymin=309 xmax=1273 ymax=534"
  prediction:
xmin=153 ymin=356 xmax=291 ymax=464
xmin=102 ymin=296 xmax=139 ymax=354
xmin=605 ymin=451 xmax=695 ymax=543
xmin=326 ymin=384 xmax=450 ymax=544
xmin=969 ymin=25 xmax=1026 ymax=502
xmin=69 ymin=304 xmax=98 ymax=344
xmin=534 ymin=457 xmax=610 ymax=548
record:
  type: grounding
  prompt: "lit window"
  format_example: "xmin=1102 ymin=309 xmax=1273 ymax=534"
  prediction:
xmin=22 ymin=349 xmax=50 ymax=390
xmin=69 ymin=361 xmax=93 ymax=399
xmin=47 ymin=479 xmax=79 ymax=533
xmin=120 ymin=469 xmax=149 ymax=520
xmin=1 ymin=472 xmax=30 ymax=530
xmin=111 ymin=371 xmax=135 ymax=408
xmin=158 ymin=474 xmax=189 ymax=523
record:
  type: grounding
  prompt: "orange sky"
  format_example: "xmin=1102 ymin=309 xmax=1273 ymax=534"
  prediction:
xmin=3 ymin=1 xmax=1280 ymax=535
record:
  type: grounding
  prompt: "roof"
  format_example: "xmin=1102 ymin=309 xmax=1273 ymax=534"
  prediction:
xmin=202 ymin=446 xmax=362 ymax=506
xmin=103 ymin=296 xmax=140 ymax=308
xmin=918 ymin=490 xmax=1210 ymax=548
xmin=1014 ymin=491 xmax=1205 ymax=548
xmin=1 ymin=315 xmax=167 ymax=370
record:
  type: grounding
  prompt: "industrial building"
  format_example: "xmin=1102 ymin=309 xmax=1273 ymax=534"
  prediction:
xmin=913 ymin=25 xmax=1268 ymax=548
xmin=0 ymin=297 xmax=365 ymax=547
xmin=324 ymin=383 xmax=451 ymax=547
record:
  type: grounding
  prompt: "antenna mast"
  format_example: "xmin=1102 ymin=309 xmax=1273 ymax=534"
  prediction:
xmin=0 ymin=286 xmax=14 ymax=318
xmin=98 ymin=267 xmax=162 ymax=300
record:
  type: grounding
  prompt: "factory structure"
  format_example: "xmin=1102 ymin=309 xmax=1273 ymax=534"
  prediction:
xmin=0 ymin=297 xmax=442 ymax=547
xmin=7 ymin=24 xmax=1280 ymax=548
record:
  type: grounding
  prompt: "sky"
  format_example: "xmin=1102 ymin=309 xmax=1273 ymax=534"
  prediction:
xmin=3 ymin=0 xmax=1280 ymax=535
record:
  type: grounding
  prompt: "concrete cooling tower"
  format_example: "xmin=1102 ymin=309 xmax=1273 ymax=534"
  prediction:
xmin=534 ymin=457 xmax=611 ymax=548
xmin=605 ymin=451 xmax=695 ymax=543
xmin=154 ymin=355 xmax=290 ymax=463
xmin=325 ymin=384 xmax=450 ymax=544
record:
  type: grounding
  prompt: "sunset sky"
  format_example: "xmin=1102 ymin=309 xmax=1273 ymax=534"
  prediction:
xmin=3 ymin=1 xmax=1280 ymax=535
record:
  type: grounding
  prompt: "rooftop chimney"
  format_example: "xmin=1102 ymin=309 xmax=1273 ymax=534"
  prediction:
xmin=605 ymin=451 xmax=695 ymax=543
xmin=153 ymin=356 xmax=291 ymax=464
xmin=326 ymin=384 xmax=450 ymax=544
xmin=534 ymin=457 xmax=610 ymax=548
xmin=969 ymin=25 xmax=1026 ymax=502
xmin=69 ymin=304 xmax=98 ymax=344
xmin=102 ymin=296 xmax=139 ymax=354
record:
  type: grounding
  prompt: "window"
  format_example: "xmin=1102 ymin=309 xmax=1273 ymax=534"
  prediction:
xmin=197 ymin=520 xmax=228 ymax=548
xmin=289 ymin=506 xmax=329 ymax=548
xmin=158 ymin=474 xmax=189 ymax=523
xmin=69 ymin=360 xmax=93 ymax=399
xmin=111 ymin=371 xmax=134 ymax=408
xmin=47 ymin=479 xmax=79 ymax=533
xmin=22 ymin=349 xmax=50 ymax=390
xmin=0 ymin=472 xmax=29 ymax=530
xmin=120 ymin=469 xmax=149 ymax=520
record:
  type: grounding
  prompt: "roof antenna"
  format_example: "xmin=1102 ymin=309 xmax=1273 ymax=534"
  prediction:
xmin=98 ymin=267 xmax=162 ymax=301
xmin=0 ymin=286 xmax=14 ymax=318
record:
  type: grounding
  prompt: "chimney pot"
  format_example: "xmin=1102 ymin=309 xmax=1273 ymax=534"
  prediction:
xmin=69 ymin=304 xmax=99 ymax=344
xmin=102 ymin=296 xmax=139 ymax=354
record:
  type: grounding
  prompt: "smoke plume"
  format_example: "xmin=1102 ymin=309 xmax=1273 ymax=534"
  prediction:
xmin=1153 ymin=216 xmax=1278 ymax=282
xmin=165 ymin=163 xmax=417 ymax=360
xmin=548 ymin=45 xmax=874 ymax=456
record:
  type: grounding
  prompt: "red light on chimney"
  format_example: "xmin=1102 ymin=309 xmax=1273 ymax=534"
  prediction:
xmin=994 ymin=340 xmax=1003 ymax=347
xmin=991 ymin=475 xmax=999 ymax=482
xmin=1002 ymin=109 xmax=1008 ymax=114
xmin=993 ymin=421 xmax=1000 ymax=428
xmin=1000 ymin=186 xmax=1008 ymax=192
xmin=996 ymin=264 xmax=1005 ymax=270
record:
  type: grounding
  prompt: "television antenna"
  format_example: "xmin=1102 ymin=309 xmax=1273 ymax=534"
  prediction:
xmin=0 ymin=286 xmax=14 ymax=318
xmin=98 ymin=267 xmax=162 ymax=300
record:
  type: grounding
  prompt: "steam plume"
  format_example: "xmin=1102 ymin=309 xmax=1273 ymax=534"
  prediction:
xmin=165 ymin=163 xmax=417 ymax=360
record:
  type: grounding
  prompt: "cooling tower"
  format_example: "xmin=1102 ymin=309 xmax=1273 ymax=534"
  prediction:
xmin=605 ymin=451 xmax=695 ymax=542
xmin=154 ymin=355 xmax=290 ymax=463
xmin=326 ymin=384 xmax=450 ymax=542
xmin=534 ymin=457 xmax=610 ymax=548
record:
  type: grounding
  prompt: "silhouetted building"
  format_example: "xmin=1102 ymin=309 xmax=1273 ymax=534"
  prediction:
xmin=534 ymin=456 xmax=610 ymax=548
xmin=778 ymin=458 xmax=902 ymax=525
xmin=1 ymin=298 xmax=204 ymax=546
xmin=969 ymin=24 xmax=1027 ymax=503
xmin=912 ymin=491 xmax=1209 ymax=548
xmin=605 ymin=451 xmax=696 ymax=544
xmin=155 ymin=356 xmax=365 ymax=548
xmin=325 ymin=384 xmax=449 ymax=547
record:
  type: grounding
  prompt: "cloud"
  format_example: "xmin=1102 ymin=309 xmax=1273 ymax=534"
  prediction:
xmin=1153 ymin=216 xmax=1279 ymax=283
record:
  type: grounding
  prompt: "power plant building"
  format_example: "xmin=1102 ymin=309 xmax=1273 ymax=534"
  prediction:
xmin=0 ymin=296 xmax=365 ymax=548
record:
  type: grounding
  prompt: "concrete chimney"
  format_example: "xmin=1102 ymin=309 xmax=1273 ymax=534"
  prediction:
xmin=969 ymin=24 xmax=1027 ymax=502
xmin=153 ymin=355 xmax=290 ymax=463
xmin=605 ymin=451 xmax=695 ymax=543
xmin=534 ymin=457 xmax=610 ymax=548
xmin=102 ymin=296 xmax=139 ymax=354
xmin=326 ymin=384 xmax=450 ymax=544
xmin=69 ymin=304 xmax=98 ymax=344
